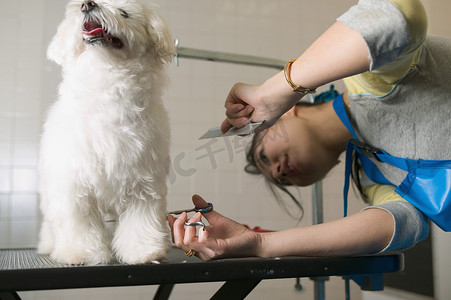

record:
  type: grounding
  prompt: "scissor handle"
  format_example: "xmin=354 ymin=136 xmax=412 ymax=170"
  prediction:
xmin=194 ymin=203 xmax=213 ymax=213
xmin=185 ymin=221 xmax=206 ymax=231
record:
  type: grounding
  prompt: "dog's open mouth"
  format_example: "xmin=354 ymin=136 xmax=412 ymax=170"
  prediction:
xmin=82 ymin=19 xmax=123 ymax=49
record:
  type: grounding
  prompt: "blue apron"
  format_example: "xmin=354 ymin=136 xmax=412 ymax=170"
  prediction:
xmin=333 ymin=94 xmax=451 ymax=231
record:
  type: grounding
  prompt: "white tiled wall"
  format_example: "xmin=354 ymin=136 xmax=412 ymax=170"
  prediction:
xmin=5 ymin=0 xmax=449 ymax=300
xmin=0 ymin=0 xmax=47 ymax=249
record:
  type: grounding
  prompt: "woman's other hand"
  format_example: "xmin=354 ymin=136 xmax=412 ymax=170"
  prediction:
xmin=168 ymin=194 xmax=262 ymax=261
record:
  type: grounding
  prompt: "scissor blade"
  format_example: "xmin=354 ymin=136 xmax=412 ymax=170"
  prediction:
xmin=168 ymin=208 xmax=194 ymax=215
xmin=199 ymin=121 xmax=266 ymax=139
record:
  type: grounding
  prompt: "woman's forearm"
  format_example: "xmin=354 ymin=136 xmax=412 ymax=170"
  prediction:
xmin=290 ymin=21 xmax=370 ymax=89
xmin=253 ymin=21 xmax=370 ymax=123
xmin=257 ymin=208 xmax=394 ymax=258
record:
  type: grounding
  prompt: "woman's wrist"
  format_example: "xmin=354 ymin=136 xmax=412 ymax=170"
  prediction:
xmin=254 ymin=232 xmax=272 ymax=258
xmin=257 ymin=71 xmax=305 ymax=121
xmin=284 ymin=59 xmax=317 ymax=94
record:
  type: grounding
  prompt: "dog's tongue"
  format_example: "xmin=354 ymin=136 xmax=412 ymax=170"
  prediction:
xmin=83 ymin=20 xmax=104 ymax=37
xmin=83 ymin=27 xmax=103 ymax=36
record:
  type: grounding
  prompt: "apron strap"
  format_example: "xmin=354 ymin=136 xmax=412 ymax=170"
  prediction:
xmin=333 ymin=95 xmax=394 ymax=217
xmin=333 ymin=94 xmax=358 ymax=138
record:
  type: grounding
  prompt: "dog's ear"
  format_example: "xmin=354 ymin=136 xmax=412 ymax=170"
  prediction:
xmin=47 ymin=14 xmax=84 ymax=66
xmin=146 ymin=9 xmax=175 ymax=64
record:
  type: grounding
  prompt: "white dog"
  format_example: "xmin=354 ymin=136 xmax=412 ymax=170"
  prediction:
xmin=38 ymin=0 xmax=175 ymax=265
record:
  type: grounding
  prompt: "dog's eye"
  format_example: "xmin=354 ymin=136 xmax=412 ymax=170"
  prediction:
xmin=119 ymin=9 xmax=129 ymax=18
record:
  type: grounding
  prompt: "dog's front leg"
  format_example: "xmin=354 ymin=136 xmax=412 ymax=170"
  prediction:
xmin=113 ymin=196 xmax=170 ymax=264
xmin=48 ymin=194 xmax=112 ymax=265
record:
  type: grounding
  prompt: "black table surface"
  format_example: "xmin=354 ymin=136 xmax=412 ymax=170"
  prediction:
xmin=0 ymin=247 xmax=403 ymax=292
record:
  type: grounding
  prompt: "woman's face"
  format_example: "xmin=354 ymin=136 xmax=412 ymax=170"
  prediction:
xmin=253 ymin=113 xmax=335 ymax=186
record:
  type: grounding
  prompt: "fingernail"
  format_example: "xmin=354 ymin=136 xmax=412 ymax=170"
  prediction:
xmin=235 ymin=104 xmax=244 ymax=111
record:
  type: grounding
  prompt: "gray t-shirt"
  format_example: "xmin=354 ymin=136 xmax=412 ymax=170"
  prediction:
xmin=337 ymin=0 xmax=450 ymax=251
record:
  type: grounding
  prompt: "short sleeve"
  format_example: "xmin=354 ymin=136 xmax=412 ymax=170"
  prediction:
xmin=363 ymin=201 xmax=429 ymax=252
xmin=338 ymin=0 xmax=427 ymax=95
xmin=337 ymin=0 xmax=411 ymax=71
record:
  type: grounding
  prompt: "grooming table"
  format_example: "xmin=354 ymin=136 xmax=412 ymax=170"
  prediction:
xmin=0 ymin=247 xmax=403 ymax=300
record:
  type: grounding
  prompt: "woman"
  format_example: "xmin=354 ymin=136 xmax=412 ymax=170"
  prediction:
xmin=169 ymin=0 xmax=450 ymax=260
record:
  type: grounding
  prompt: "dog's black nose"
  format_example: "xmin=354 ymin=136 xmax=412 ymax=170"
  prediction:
xmin=81 ymin=1 xmax=97 ymax=13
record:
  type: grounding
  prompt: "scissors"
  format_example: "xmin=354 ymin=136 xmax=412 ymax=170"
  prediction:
xmin=168 ymin=203 xmax=213 ymax=231
xmin=168 ymin=203 xmax=213 ymax=215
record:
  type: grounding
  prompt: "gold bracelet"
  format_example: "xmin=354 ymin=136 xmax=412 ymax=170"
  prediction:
xmin=284 ymin=58 xmax=316 ymax=94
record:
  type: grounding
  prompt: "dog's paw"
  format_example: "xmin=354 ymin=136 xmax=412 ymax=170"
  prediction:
xmin=50 ymin=247 xmax=112 ymax=265
xmin=117 ymin=247 xmax=169 ymax=264
xmin=113 ymin=235 xmax=170 ymax=264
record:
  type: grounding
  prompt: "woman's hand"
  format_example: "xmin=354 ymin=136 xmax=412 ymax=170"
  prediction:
xmin=220 ymin=83 xmax=257 ymax=133
xmin=220 ymin=80 xmax=300 ymax=133
xmin=168 ymin=194 xmax=262 ymax=261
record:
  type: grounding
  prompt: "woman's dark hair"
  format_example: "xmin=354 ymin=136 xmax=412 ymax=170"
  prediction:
xmin=243 ymin=86 xmax=367 ymax=220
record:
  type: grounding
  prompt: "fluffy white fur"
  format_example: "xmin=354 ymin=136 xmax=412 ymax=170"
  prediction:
xmin=38 ymin=0 xmax=175 ymax=265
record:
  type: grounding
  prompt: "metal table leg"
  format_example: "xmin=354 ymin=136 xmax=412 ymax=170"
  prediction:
xmin=211 ymin=280 xmax=261 ymax=300
xmin=344 ymin=274 xmax=384 ymax=291
xmin=311 ymin=276 xmax=329 ymax=300
xmin=153 ymin=284 xmax=175 ymax=300
xmin=311 ymin=181 xmax=327 ymax=300
xmin=0 ymin=292 xmax=21 ymax=300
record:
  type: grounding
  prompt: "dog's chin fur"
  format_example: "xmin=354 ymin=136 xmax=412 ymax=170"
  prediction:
xmin=38 ymin=0 xmax=175 ymax=265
